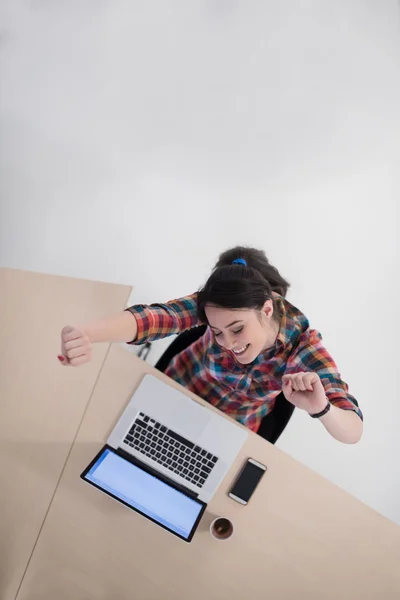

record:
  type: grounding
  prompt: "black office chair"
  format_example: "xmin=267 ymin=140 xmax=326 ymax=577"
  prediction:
xmin=154 ymin=326 xmax=294 ymax=444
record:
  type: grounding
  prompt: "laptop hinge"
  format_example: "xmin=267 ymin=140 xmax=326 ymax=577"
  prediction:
xmin=116 ymin=446 xmax=200 ymax=500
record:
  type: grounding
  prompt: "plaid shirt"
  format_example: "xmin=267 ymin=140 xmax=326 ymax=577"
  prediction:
xmin=126 ymin=293 xmax=363 ymax=432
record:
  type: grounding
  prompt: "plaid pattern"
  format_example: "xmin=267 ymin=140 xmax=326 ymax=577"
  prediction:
xmin=126 ymin=293 xmax=363 ymax=432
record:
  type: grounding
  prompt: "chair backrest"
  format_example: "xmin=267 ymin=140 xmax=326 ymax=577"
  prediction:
xmin=154 ymin=326 xmax=207 ymax=373
xmin=154 ymin=327 xmax=294 ymax=444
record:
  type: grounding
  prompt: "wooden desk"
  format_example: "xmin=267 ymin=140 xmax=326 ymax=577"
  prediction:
xmin=14 ymin=346 xmax=400 ymax=600
xmin=0 ymin=269 xmax=131 ymax=600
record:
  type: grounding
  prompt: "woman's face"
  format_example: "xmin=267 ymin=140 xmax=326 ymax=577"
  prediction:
xmin=205 ymin=300 xmax=277 ymax=365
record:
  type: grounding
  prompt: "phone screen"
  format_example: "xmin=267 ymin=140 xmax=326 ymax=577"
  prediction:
xmin=229 ymin=460 xmax=266 ymax=503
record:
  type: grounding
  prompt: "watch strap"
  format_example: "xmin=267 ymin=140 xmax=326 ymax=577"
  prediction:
xmin=309 ymin=401 xmax=331 ymax=419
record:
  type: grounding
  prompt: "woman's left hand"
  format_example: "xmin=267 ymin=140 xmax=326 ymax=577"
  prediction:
xmin=282 ymin=371 xmax=328 ymax=414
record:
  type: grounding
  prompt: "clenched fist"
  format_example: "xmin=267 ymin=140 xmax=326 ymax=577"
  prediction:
xmin=282 ymin=371 xmax=328 ymax=414
xmin=58 ymin=326 xmax=92 ymax=367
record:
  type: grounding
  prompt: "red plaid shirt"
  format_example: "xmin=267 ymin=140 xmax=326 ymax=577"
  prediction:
xmin=126 ymin=293 xmax=362 ymax=432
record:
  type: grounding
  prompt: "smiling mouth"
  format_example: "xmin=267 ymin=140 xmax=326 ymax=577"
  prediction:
xmin=232 ymin=344 xmax=250 ymax=356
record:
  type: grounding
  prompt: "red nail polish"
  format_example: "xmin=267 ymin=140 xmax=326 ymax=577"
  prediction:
xmin=58 ymin=355 xmax=65 ymax=362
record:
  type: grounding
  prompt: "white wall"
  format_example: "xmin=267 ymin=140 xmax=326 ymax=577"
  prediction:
xmin=1 ymin=1 xmax=399 ymax=523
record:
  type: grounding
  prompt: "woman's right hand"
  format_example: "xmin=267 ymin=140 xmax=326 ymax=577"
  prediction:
xmin=58 ymin=325 xmax=92 ymax=366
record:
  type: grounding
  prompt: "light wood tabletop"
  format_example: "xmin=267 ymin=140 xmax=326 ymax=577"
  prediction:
xmin=0 ymin=268 xmax=131 ymax=600
xmin=14 ymin=345 xmax=400 ymax=600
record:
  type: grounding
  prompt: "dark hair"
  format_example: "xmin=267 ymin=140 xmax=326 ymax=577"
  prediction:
xmin=197 ymin=246 xmax=290 ymax=323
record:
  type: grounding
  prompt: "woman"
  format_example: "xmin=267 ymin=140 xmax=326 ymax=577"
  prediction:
xmin=59 ymin=246 xmax=363 ymax=444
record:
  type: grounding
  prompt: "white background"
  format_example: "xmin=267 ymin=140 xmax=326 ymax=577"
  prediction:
xmin=1 ymin=1 xmax=399 ymax=523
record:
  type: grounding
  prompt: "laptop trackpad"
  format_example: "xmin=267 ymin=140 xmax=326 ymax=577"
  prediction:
xmin=172 ymin=399 xmax=210 ymax=438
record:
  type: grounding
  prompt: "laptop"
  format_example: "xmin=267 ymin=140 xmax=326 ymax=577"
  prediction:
xmin=81 ymin=374 xmax=248 ymax=542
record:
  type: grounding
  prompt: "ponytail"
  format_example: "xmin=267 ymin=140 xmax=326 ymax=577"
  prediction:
xmin=215 ymin=246 xmax=289 ymax=297
xmin=197 ymin=246 xmax=290 ymax=323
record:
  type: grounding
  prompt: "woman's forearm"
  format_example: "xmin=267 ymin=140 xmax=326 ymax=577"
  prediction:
xmin=82 ymin=311 xmax=138 ymax=344
xmin=319 ymin=405 xmax=363 ymax=444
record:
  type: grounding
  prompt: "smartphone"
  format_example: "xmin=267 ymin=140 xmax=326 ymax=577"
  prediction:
xmin=228 ymin=458 xmax=267 ymax=505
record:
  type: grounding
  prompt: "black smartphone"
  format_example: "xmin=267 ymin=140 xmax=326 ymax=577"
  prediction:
xmin=228 ymin=458 xmax=267 ymax=505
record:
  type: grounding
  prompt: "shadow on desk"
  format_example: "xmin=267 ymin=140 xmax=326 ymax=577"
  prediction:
xmin=0 ymin=440 xmax=78 ymax=599
xmin=1 ymin=440 xmax=137 ymax=599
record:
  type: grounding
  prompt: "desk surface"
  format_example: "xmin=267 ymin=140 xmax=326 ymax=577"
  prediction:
xmin=14 ymin=345 xmax=400 ymax=600
xmin=0 ymin=268 xmax=131 ymax=600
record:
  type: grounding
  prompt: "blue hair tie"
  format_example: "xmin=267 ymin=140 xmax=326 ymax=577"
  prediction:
xmin=232 ymin=258 xmax=247 ymax=266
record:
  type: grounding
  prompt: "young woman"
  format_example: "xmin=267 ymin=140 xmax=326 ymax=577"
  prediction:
xmin=59 ymin=246 xmax=363 ymax=444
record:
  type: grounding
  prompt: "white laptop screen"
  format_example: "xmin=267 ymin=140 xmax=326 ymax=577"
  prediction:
xmin=81 ymin=446 xmax=206 ymax=542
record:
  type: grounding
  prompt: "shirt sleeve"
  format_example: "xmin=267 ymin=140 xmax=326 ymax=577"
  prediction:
xmin=285 ymin=329 xmax=363 ymax=420
xmin=124 ymin=293 xmax=200 ymax=345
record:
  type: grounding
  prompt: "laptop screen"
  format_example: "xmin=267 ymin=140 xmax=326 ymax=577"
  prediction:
xmin=81 ymin=446 xmax=206 ymax=542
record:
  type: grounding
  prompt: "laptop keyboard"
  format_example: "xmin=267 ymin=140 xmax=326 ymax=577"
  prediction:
xmin=123 ymin=412 xmax=219 ymax=488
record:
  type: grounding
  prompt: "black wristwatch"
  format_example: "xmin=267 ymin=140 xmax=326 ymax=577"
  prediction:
xmin=309 ymin=401 xmax=331 ymax=419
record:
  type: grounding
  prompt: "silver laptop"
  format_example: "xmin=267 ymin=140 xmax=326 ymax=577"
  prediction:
xmin=107 ymin=373 xmax=248 ymax=504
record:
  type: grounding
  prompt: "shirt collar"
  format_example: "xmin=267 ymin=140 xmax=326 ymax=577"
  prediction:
xmin=273 ymin=293 xmax=309 ymax=350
